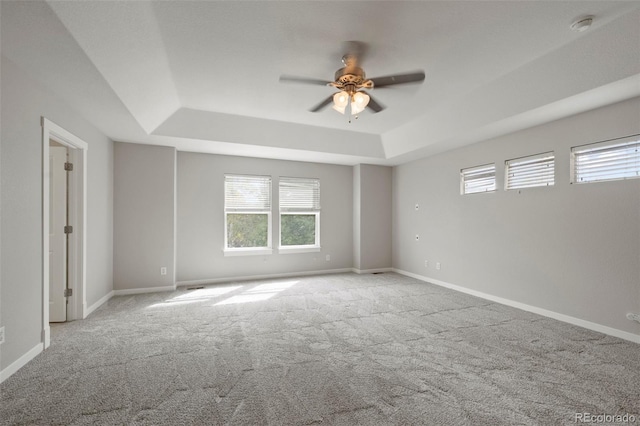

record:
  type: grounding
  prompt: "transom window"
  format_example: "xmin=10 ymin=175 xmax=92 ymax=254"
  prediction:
xmin=279 ymin=177 xmax=320 ymax=252
xmin=505 ymin=152 xmax=555 ymax=190
xmin=461 ymin=164 xmax=496 ymax=195
xmin=571 ymin=135 xmax=640 ymax=183
xmin=224 ymin=174 xmax=272 ymax=255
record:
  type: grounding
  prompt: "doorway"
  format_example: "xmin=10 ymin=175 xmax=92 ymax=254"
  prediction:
xmin=42 ymin=118 xmax=88 ymax=349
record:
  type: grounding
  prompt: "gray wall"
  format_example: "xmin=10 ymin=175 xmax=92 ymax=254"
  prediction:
xmin=87 ymin=127 xmax=115 ymax=308
xmin=392 ymin=97 xmax=640 ymax=335
xmin=353 ymin=166 xmax=362 ymax=270
xmin=353 ymin=164 xmax=392 ymax=271
xmin=177 ymin=153 xmax=353 ymax=282
xmin=1 ymin=57 xmax=114 ymax=370
xmin=114 ymin=143 xmax=176 ymax=291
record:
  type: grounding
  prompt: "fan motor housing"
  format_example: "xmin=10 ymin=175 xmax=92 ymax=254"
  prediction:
xmin=335 ymin=66 xmax=366 ymax=85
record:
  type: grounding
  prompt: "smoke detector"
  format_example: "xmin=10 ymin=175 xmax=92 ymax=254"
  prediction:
xmin=570 ymin=15 xmax=594 ymax=32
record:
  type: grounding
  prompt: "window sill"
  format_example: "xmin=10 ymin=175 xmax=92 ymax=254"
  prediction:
xmin=278 ymin=246 xmax=321 ymax=254
xmin=224 ymin=248 xmax=273 ymax=257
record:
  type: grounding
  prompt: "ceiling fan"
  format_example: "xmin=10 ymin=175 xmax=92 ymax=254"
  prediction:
xmin=279 ymin=42 xmax=425 ymax=118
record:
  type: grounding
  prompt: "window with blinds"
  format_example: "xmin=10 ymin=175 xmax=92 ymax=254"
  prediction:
xmin=224 ymin=174 xmax=272 ymax=253
xmin=571 ymin=136 xmax=640 ymax=184
xmin=460 ymin=164 xmax=496 ymax=195
xmin=505 ymin=152 xmax=555 ymax=190
xmin=279 ymin=177 xmax=321 ymax=251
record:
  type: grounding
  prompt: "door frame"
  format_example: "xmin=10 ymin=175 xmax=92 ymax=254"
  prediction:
xmin=42 ymin=118 xmax=88 ymax=349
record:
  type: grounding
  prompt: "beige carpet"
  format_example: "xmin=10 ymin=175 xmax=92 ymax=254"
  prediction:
xmin=1 ymin=272 xmax=638 ymax=425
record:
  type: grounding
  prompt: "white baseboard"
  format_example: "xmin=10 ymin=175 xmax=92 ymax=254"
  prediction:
xmin=84 ymin=290 xmax=114 ymax=318
xmin=0 ymin=343 xmax=43 ymax=384
xmin=43 ymin=326 xmax=50 ymax=349
xmin=352 ymin=267 xmax=393 ymax=274
xmin=177 ymin=268 xmax=353 ymax=287
xmin=113 ymin=285 xmax=176 ymax=296
xmin=393 ymin=268 xmax=640 ymax=344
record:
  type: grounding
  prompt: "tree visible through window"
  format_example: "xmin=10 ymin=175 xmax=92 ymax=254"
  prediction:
xmin=279 ymin=177 xmax=320 ymax=249
xmin=226 ymin=213 xmax=268 ymax=248
xmin=281 ymin=214 xmax=316 ymax=246
xmin=224 ymin=175 xmax=271 ymax=252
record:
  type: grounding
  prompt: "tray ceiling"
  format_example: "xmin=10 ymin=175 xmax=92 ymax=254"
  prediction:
xmin=2 ymin=1 xmax=639 ymax=165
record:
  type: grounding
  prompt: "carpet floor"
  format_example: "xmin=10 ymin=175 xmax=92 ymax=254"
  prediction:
xmin=1 ymin=272 xmax=638 ymax=425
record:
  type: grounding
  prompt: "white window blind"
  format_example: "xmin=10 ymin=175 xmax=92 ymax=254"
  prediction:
xmin=505 ymin=152 xmax=554 ymax=190
xmin=279 ymin=177 xmax=320 ymax=211
xmin=225 ymin=175 xmax=271 ymax=212
xmin=572 ymin=137 xmax=640 ymax=183
xmin=461 ymin=164 xmax=496 ymax=194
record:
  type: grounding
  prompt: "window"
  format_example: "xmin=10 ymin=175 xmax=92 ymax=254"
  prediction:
xmin=505 ymin=152 xmax=554 ymax=190
xmin=224 ymin=174 xmax=272 ymax=255
xmin=279 ymin=177 xmax=320 ymax=252
xmin=571 ymin=135 xmax=640 ymax=184
xmin=460 ymin=164 xmax=496 ymax=194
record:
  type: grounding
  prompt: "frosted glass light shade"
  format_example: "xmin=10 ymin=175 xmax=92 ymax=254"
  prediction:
xmin=332 ymin=91 xmax=370 ymax=115
xmin=351 ymin=91 xmax=370 ymax=115
xmin=332 ymin=104 xmax=346 ymax=114
xmin=332 ymin=91 xmax=349 ymax=114
xmin=333 ymin=91 xmax=349 ymax=107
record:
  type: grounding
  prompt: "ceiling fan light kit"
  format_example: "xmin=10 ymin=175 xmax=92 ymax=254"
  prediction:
xmin=279 ymin=43 xmax=426 ymax=122
xmin=332 ymin=90 xmax=370 ymax=115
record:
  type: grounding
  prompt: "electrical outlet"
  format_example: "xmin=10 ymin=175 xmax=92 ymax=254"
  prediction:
xmin=424 ymin=260 xmax=429 ymax=268
xmin=160 ymin=267 xmax=167 ymax=276
xmin=326 ymin=254 xmax=331 ymax=262
xmin=0 ymin=326 xmax=5 ymax=345
xmin=627 ymin=313 xmax=640 ymax=323
xmin=436 ymin=262 xmax=441 ymax=270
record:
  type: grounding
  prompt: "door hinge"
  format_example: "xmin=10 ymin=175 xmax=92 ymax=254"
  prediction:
xmin=64 ymin=288 xmax=73 ymax=297
xmin=64 ymin=225 xmax=73 ymax=234
xmin=64 ymin=162 xmax=73 ymax=171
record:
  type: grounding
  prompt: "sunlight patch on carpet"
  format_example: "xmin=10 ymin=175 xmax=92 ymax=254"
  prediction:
xmin=148 ymin=285 xmax=243 ymax=308
xmin=215 ymin=280 xmax=299 ymax=305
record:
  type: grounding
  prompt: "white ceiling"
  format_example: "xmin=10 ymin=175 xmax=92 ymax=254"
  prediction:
xmin=2 ymin=1 xmax=639 ymax=165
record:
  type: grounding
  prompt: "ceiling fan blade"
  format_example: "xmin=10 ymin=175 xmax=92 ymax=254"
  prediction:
xmin=370 ymin=71 xmax=426 ymax=88
xmin=309 ymin=95 xmax=334 ymax=112
xmin=279 ymin=75 xmax=331 ymax=86
xmin=366 ymin=95 xmax=385 ymax=113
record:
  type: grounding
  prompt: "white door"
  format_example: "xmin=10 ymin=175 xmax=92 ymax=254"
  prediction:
xmin=49 ymin=145 xmax=67 ymax=322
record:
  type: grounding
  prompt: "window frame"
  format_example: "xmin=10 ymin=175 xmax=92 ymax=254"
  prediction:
xmin=460 ymin=163 xmax=496 ymax=195
xmin=279 ymin=212 xmax=321 ymax=253
xmin=278 ymin=177 xmax=321 ymax=254
xmin=224 ymin=174 xmax=273 ymax=256
xmin=505 ymin=151 xmax=555 ymax=190
xmin=571 ymin=135 xmax=640 ymax=184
